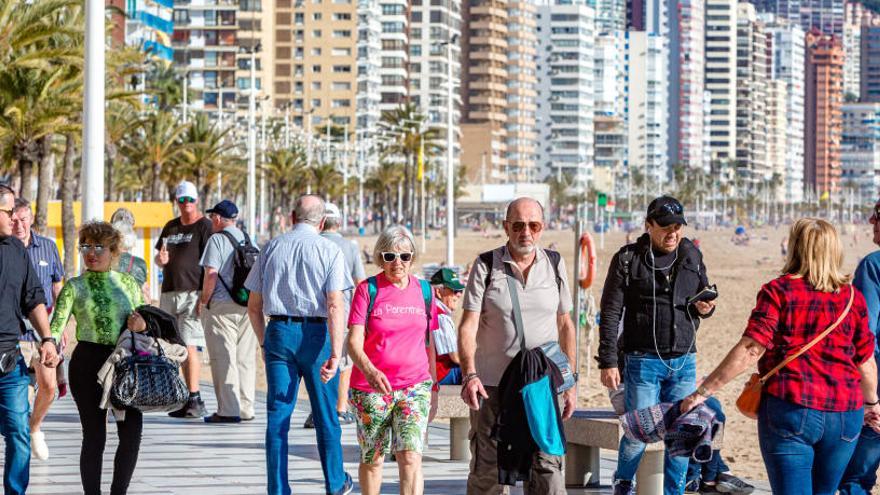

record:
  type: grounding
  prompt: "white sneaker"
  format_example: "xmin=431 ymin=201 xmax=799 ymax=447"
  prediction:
xmin=31 ymin=431 xmax=49 ymax=460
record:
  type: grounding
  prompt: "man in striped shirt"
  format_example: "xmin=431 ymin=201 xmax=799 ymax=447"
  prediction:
xmin=12 ymin=198 xmax=63 ymax=461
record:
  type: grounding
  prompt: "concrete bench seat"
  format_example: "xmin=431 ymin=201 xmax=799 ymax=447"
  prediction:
xmin=435 ymin=386 xmax=471 ymax=461
xmin=565 ymin=409 xmax=665 ymax=494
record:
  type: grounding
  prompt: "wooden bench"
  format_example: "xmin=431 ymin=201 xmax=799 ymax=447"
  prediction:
xmin=435 ymin=386 xmax=471 ymax=461
xmin=565 ymin=409 xmax=665 ymax=495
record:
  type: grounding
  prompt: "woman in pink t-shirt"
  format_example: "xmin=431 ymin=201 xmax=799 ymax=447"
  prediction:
xmin=347 ymin=225 xmax=438 ymax=495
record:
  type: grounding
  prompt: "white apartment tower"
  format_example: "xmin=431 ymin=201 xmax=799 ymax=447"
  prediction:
xmin=378 ymin=0 xmax=409 ymax=112
xmin=670 ymin=0 xmax=706 ymax=170
xmin=842 ymin=102 xmax=880 ymax=202
xmin=736 ymin=2 xmax=770 ymax=188
xmin=536 ymin=1 xmax=595 ymax=186
xmin=705 ymin=0 xmax=738 ymax=165
xmin=625 ymin=31 xmax=669 ymax=194
xmin=763 ymin=14 xmax=806 ymax=203
xmin=844 ymin=2 xmax=862 ymax=99
xmin=594 ymin=31 xmax=627 ymax=189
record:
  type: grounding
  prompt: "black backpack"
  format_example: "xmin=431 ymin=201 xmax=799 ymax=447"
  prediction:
xmin=217 ymin=231 xmax=259 ymax=307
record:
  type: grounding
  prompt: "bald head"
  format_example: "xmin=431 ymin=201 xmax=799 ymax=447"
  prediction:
xmin=506 ymin=197 xmax=544 ymax=222
xmin=293 ymin=194 xmax=325 ymax=226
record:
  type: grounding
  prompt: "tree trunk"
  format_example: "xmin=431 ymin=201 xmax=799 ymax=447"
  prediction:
xmin=151 ymin=161 xmax=162 ymax=201
xmin=61 ymin=134 xmax=78 ymax=276
xmin=35 ymin=136 xmax=54 ymax=234
xmin=19 ymin=159 xmax=34 ymax=199
xmin=106 ymin=145 xmax=115 ymax=201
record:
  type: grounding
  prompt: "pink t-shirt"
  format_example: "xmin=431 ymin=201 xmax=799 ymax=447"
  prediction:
xmin=348 ymin=273 xmax=439 ymax=392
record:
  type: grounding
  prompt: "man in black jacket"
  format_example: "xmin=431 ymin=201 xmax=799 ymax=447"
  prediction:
xmin=598 ymin=196 xmax=715 ymax=495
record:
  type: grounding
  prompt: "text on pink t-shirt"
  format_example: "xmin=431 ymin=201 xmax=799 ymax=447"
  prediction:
xmin=348 ymin=273 xmax=439 ymax=392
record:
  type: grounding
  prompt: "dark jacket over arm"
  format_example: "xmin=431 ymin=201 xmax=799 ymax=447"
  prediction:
xmin=598 ymin=251 xmax=626 ymax=369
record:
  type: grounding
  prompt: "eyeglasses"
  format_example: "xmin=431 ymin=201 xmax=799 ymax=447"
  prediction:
xmin=648 ymin=201 xmax=684 ymax=219
xmin=79 ymin=244 xmax=106 ymax=254
xmin=177 ymin=197 xmax=196 ymax=204
xmin=453 ymin=289 xmax=464 ymax=295
xmin=508 ymin=221 xmax=544 ymax=233
xmin=381 ymin=252 xmax=413 ymax=263
xmin=0 ymin=208 xmax=12 ymax=218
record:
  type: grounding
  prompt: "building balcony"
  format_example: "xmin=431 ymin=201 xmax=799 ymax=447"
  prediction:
xmin=469 ymin=80 xmax=507 ymax=92
xmin=469 ymin=110 xmax=507 ymax=122
xmin=470 ymin=21 xmax=508 ymax=33
xmin=469 ymin=65 xmax=508 ymax=78
xmin=470 ymin=50 xmax=506 ymax=63
xmin=469 ymin=36 xmax=507 ymax=49
xmin=469 ymin=95 xmax=507 ymax=107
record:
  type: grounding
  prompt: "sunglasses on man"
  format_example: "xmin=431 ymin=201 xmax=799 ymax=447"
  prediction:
xmin=177 ymin=197 xmax=197 ymax=204
xmin=381 ymin=252 xmax=413 ymax=263
xmin=507 ymin=221 xmax=544 ymax=234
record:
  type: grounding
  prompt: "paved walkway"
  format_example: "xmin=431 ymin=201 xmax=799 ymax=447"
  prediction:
xmin=12 ymin=383 xmax=768 ymax=494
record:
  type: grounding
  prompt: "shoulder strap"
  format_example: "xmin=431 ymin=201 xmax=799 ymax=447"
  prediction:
xmin=219 ymin=230 xmax=243 ymax=247
xmin=419 ymin=278 xmax=432 ymax=345
xmin=503 ymin=263 xmax=527 ymax=352
xmin=543 ymin=248 xmax=562 ymax=292
xmin=759 ymin=286 xmax=855 ymax=385
xmin=479 ymin=250 xmax=495 ymax=289
xmin=366 ymin=276 xmax=378 ymax=331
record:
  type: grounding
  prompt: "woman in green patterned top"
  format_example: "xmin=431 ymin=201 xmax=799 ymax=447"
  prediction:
xmin=50 ymin=221 xmax=147 ymax=495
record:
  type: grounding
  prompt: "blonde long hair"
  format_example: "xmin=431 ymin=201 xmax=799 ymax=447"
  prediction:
xmin=782 ymin=218 xmax=850 ymax=292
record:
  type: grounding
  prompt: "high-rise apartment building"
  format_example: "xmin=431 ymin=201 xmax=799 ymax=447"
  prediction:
xmin=409 ymin=0 xmax=462 ymax=163
xmin=670 ymin=0 xmax=706 ymax=169
xmin=861 ymin=25 xmax=880 ymax=101
xmin=625 ymin=31 xmax=669 ymax=193
xmin=172 ymin=0 xmax=239 ymax=113
xmin=460 ymin=0 xmax=538 ymax=182
xmin=705 ymin=0 xmax=738 ymax=163
xmin=236 ymin=0 xmax=273 ymax=116
xmin=735 ymin=3 xmax=769 ymax=187
xmin=356 ymin=0 xmax=382 ymax=153
xmin=753 ymin=0 xmax=845 ymax=36
xmin=841 ymin=102 xmax=880 ymax=201
xmin=594 ymin=31 xmax=627 ymax=184
xmin=378 ymin=0 xmax=409 ymax=112
xmin=536 ymin=1 xmax=595 ymax=186
xmin=844 ymin=2 xmax=862 ymax=99
xmin=805 ymin=30 xmax=844 ymax=198
xmin=763 ymin=14 xmax=806 ymax=203
xmin=127 ymin=0 xmax=174 ymax=62
xmin=595 ymin=0 xmax=626 ymax=32
xmin=766 ymin=79 xmax=788 ymax=201
xmin=270 ymin=0 xmax=359 ymax=130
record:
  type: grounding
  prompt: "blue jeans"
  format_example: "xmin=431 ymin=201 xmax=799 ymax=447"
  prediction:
xmin=758 ymin=394 xmax=862 ymax=495
xmin=615 ymin=352 xmax=696 ymax=495
xmin=839 ymin=427 xmax=880 ymax=494
xmin=686 ymin=396 xmax=729 ymax=484
xmin=0 ymin=357 xmax=30 ymax=495
xmin=264 ymin=319 xmax=346 ymax=495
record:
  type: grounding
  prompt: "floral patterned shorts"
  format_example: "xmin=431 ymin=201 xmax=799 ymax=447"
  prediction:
xmin=349 ymin=380 xmax=432 ymax=464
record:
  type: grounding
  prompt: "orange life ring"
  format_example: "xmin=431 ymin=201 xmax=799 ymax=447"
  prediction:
xmin=578 ymin=232 xmax=596 ymax=289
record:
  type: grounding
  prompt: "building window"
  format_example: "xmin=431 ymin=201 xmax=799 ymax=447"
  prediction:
xmin=333 ymin=12 xmax=352 ymax=20
xmin=312 ymin=82 xmax=321 ymax=90
xmin=312 ymin=64 xmax=321 ymax=72
xmin=313 ymin=29 xmax=322 ymax=37
xmin=332 ymin=99 xmax=351 ymax=108
xmin=332 ymin=81 xmax=351 ymax=90
xmin=331 ymin=47 xmax=351 ymax=56
xmin=333 ymin=64 xmax=352 ymax=73
xmin=312 ymin=98 xmax=321 ymax=107
xmin=333 ymin=30 xmax=352 ymax=38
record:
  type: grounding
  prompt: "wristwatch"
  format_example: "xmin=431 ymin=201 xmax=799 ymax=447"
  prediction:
xmin=695 ymin=385 xmax=711 ymax=398
xmin=41 ymin=336 xmax=57 ymax=346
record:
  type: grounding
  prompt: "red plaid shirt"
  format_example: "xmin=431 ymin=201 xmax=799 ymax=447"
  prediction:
xmin=743 ymin=275 xmax=875 ymax=412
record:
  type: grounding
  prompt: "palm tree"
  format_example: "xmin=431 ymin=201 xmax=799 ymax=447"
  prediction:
xmin=545 ymin=172 xmax=574 ymax=222
xmin=177 ymin=113 xmax=235 ymax=200
xmin=264 ymin=144 xmax=309 ymax=213
xmin=123 ymin=110 xmax=192 ymax=201
xmin=378 ymin=103 xmax=442 ymax=225
xmin=365 ymin=161 xmax=404 ymax=229
xmin=309 ymin=162 xmax=343 ymax=202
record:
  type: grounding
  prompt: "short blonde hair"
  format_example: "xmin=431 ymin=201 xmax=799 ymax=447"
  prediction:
xmin=782 ymin=218 xmax=850 ymax=292
xmin=373 ymin=225 xmax=416 ymax=266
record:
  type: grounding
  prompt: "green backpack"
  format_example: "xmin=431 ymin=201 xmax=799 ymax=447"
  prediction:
xmin=366 ymin=275 xmax=433 ymax=345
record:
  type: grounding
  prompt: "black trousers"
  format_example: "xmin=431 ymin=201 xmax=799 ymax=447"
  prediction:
xmin=69 ymin=341 xmax=143 ymax=495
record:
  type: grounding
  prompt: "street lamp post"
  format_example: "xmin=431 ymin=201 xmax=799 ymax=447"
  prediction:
xmin=82 ymin=0 xmax=105 ymax=221
xmin=242 ymin=43 xmax=261 ymax=236
xmin=444 ymin=35 xmax=458 ymax=266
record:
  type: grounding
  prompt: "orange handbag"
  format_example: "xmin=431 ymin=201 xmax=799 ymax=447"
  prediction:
xmin=736 ymin=286 xmax=855 ymax=419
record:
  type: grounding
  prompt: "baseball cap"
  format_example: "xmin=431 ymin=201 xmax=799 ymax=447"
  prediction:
xmin=324 ymin=202 xmax=341 ymax=219
xmin=430 ymin=268 xmax=466 ymax=291
xmin=206 ymin=199 xmax=239 ymax=219
xmin=175 ymin=181 xmax=199 ymax=200
xmin=646 ymin=196 xmax=687 ymax=227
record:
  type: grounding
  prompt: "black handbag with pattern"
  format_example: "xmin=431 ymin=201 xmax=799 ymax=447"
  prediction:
xmin=109 ymin=331 xmax=188 ymax=413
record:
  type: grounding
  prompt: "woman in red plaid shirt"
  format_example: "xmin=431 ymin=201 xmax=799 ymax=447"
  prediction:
xmin=680 ymin=218 xmax=880 ymax=495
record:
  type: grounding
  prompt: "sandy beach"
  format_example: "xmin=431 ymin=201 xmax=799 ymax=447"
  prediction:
xmin=212 ymin=222 xmax=877 ymax=485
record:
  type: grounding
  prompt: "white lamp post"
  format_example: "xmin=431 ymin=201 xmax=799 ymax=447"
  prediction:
xmin=82 ymin=0 xmax=105 ymax=221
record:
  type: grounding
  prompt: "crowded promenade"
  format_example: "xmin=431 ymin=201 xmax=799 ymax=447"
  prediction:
xmin=0 ymin=180 xmax=879 ymax=495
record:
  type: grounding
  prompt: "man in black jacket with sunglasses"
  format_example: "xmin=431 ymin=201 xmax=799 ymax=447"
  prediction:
xmin=0 ymin=183 xmax=58 ymax=494
xmin=598 ymin=196 xmax=715 ymax=495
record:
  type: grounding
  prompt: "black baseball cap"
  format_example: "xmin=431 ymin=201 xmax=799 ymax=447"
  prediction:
xmin=206 ymin=199 xmax=239 ymax=219
xmin=646 ymin=196 xmax=687 ymax=226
